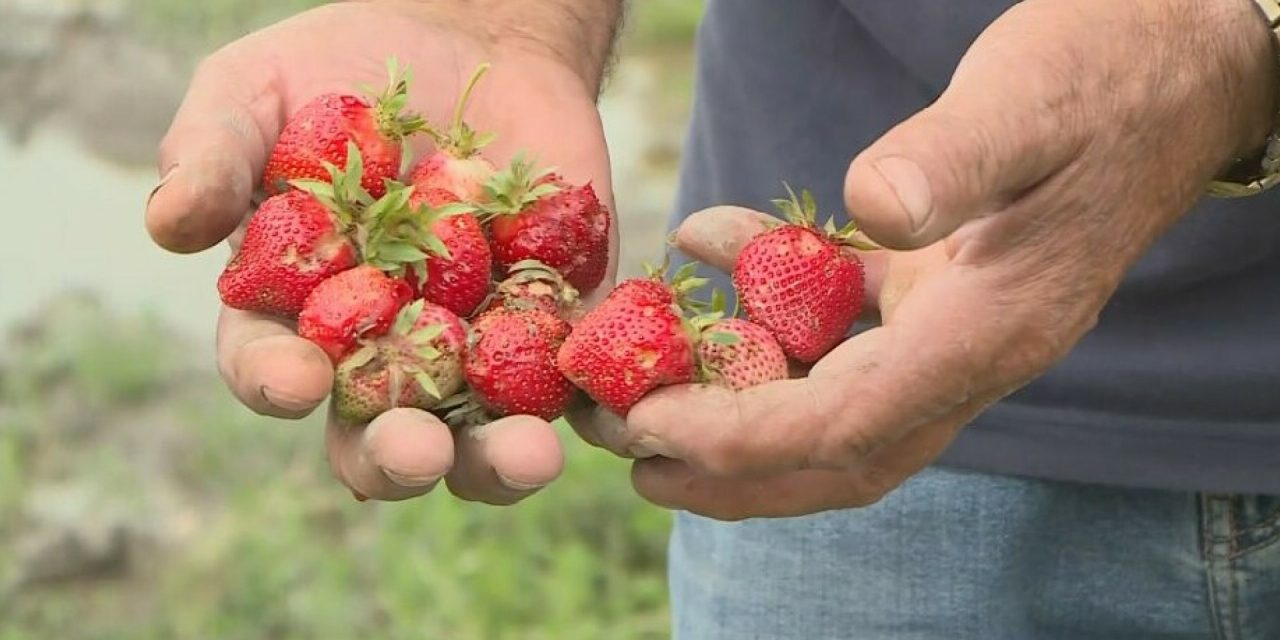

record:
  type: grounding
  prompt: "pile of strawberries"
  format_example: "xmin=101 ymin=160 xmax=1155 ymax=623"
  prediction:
xmin=219 ymin=60 xmax=875 ymax=427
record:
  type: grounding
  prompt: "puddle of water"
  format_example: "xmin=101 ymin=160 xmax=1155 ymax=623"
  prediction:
xmin=0 ymin=129 xmax=225 ymax=345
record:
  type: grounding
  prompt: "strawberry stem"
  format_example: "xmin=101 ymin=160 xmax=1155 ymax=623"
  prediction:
xmin=423 ymin=63 xmax=496 ymax=158
xmin=373 ymin=58 xmax=427 ymax=140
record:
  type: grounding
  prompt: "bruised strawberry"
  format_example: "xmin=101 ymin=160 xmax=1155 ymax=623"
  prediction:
xmin=297 ymin=265 xmax=413 ymax=363
xmin=697 ymin=318 xmax=788 ymax=391
xmin=481 ymin=158 xmax=611 ymax=292
xmin=464 ymin=308 xmax=574 ymax=420
xmin=217 ymin=190 xmax=357 ymax=318
xmin=733 ymin=186 xmax=877 ymax=363
xmin=556 ymin=264 xmax=707 ymax=416
xmin=407 ymin=63 xmax=497 ymax=203
xmin=263 ymin=59 xmax=424 ymax=198
xmin=480 ymin=260 xmax=580 ymax=319
xmin=333 ymin=299 xmax=467 ymax=424
xmin=400 ymin=194 xmax=492 ymax=319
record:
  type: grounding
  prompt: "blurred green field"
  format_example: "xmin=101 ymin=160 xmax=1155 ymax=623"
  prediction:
xmin=0 ymin=298 xmax=671 ymax=640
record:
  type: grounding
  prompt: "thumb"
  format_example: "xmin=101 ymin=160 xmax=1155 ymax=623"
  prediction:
xmin=844 ymin=16 xmax=1088 ymax=250
xmin=145 ymin=51 xmax=281 ymax=254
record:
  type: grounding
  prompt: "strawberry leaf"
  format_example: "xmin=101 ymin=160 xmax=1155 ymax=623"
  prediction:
xmin=414 ymin=371 xmax=442 ymax=399
xmin=705 ymin=331 xmax=740 ymax=346
xmin=410 ymin=324 xmax=445 ymax=344
xmin=710 ymin=289 xmax=727 ymax=315
xmin=376 ymin=242 xmax=429 ymax=265
xmin=342 ymin=345 xmax=379 ymax=371
xmin=393 ymin=299 xmax=425 ymax=335
xmin=421 ymin=234 xmax=452 ymax=260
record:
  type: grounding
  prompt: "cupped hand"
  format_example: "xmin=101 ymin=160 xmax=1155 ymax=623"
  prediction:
xmin=145 ymin=2 xmax=616 ymax=504
xmin=570 ymin=0 xmax=1277 ymax=520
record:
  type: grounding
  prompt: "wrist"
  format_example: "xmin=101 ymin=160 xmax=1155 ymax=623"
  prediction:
xmin=1215 ymin=0 xmax=1280 ymax=158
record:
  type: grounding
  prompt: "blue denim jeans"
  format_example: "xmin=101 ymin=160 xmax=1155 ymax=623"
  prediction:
xmin=669 ymin=466 xmax=1280 ymax=639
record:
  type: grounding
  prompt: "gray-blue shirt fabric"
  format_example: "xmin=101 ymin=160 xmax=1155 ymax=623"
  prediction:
xmin=668 ymin=0 xmax=1280 ymax=493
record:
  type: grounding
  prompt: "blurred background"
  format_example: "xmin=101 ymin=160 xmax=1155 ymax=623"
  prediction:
xmin=0 ymin=1 xmax=702 ymax=638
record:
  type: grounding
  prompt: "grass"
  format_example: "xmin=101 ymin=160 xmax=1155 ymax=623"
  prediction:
xmin=0 ymin=299 xmax=672 ymax=639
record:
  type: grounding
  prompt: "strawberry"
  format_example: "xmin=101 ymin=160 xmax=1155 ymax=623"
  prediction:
xmin=297 ymin=265 xmax=413 ymax=364
xmin=400 ymin=193 xmax=493 ymax=319
xmin=480 ymin=260 xmax=580 ymax=319
xmin=732 ymin=186 xmax=877 ymax=363
xmin=481 ymin=158 xmax=611 ymax=292
xmin=463 ymin=307 xmax=574 ymax=420
xmin=555 ymin=263 xmax=707 ymax=416
xmin=263 ymin=59 xmax=424 ymax=198
xmin=697 ymin=318 xmax=789 ymax=391
xmin=216 ymin=189 xmax=358 ymax=318
xmin=407 ymin=63 xmax=497 ymax=203
xmin=219 ymin=143 xmax=433 ymax=319
xmin=333 ymin=299 xmax=467 ymax=424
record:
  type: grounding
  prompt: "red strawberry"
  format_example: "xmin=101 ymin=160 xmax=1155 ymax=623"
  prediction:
xmin=263 ymin=59 xmax=424 ymax=198
xmin=297 ymin=265 xmax=413 ymax=363
xmin=463 ymin=308 xmax=574 ymax=420
xmin=216 ymin=190 xmax=358 ymax=318
xmin=556 ymin=264 xmax=706 ymax=416
xmin=400 ymin=193 xmax=492 ymax=319
xmin=697 ymin=318 xmax=788 ymax=391
xmin=333 ymin=299 xmax=467 ymax=424
xmin=733 ymin=186 xmax=877 ymax=363
xmin=481 ymin=158 xmax=611 ymax=292
xmin=407 ymin=63 xmax=497 ymax=203
xmin=219 ymin=145 xmax=430 ymax=319
xmin=480 ymin=260 xmax=580 ymax=319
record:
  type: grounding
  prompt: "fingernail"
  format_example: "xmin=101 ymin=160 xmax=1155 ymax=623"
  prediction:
xmin=496 ymin=474 xmax=546 ymax=492
xmin=872 ymin=156 xmax=933 ymax=233
xmin=261 ymin=386 xmax=320 ymax=412
xmin=382 ymin=468 xmax=442 ymax=488
xmin=147 ymin=164 xmax=179 ymax=206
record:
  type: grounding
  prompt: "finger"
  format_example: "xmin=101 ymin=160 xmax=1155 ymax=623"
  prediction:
xmin=326 ymin=408 xmax=455 ymax=502
xmin=563 ymin=395 xmax=657 ymax=458
xmin=146 ymin=47 xmax=282 ymax=254
xmin=843 ymin=18 xmax=1089 ymax=250
xmin=216 ymin=306 xmax=332 ymax=418
xmin=674 ymin=206 xmax=888 ymax=306
xmin=626 ymin=268 xmax=1034 ymax=476
xmin=631 ymin=389 xmax=995 ymax=520
xmin=444 ymin=416 xmax=565 ymax=505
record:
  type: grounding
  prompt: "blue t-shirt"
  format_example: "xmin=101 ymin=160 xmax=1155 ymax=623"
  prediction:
xmin=670 ymin=0 xmax=1280 ymax=493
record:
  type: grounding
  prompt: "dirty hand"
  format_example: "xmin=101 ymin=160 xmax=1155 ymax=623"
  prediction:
xmin=577 ymin=0 xmax=1278 ymax=519
xmin=144 ymin=1 xmax=618 ymax=503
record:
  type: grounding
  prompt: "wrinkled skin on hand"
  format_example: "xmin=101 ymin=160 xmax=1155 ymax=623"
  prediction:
xmin=567 ymin=0 xmax=1278 ymax=520
xmin=145 ymin=2 xmax=617 ymax=504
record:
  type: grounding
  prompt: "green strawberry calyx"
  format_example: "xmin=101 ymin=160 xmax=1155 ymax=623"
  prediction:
xmin=366 ymin=57 xmax=428 ymax=141
xmin=475 ymin=154 xmax=563 ymax=220
xmin=494 ymin=259 xmax=581 ymax=312
xmin=435 ymin=391 xmax=492 ymax=429
xmin=422 ymin=62 xmax=497 ymax=159
xmin=295 ymin=142 xmax=479 ymax=280
xmin=386 ymin=299 xmax=449 ymax=402
xmin=773 ymin=182 xmax=881 ymax=251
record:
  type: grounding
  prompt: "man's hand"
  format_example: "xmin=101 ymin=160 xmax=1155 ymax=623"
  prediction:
xmin=144 ymin=1 xmax=620 ymax=504
xmin=574 ymin=0 xmax=1279 ymax=520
